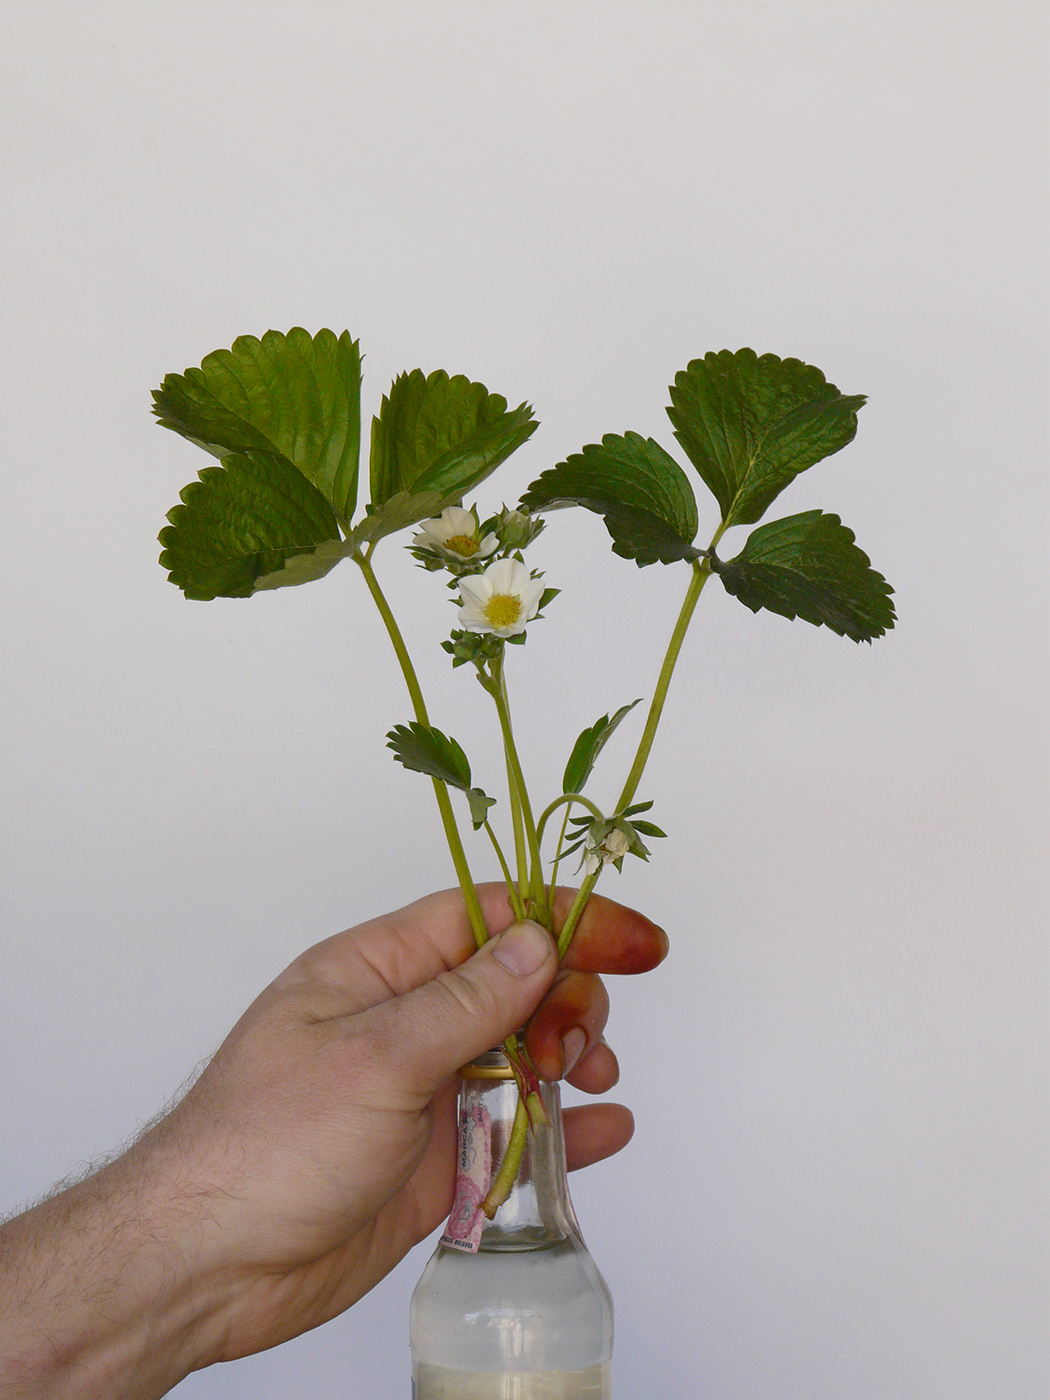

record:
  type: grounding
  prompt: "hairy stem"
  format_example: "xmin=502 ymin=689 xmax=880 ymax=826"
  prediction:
xmin=556 ymin=868 xmax=601 ymax=960
xmin=496 ymin=669 xmax=529 ymax=898
xmin=615 ymin=555 xmax=713 ymax=815
xmin=354 ymin=552 xmax=488 ymax=948
xmin=487 ymin=652 xmax=547 ymax=922
xmin=484 ymin=820 xmax=525 ymax=920
xmin=546 ymin=804 xmax=573 ymax=901
xmin=535 ymin=792 xmax=606 ymax=846
xmin=482 ymin=1097 xmax=530 ymax=1218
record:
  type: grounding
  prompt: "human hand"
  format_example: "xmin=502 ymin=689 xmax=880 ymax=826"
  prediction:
xmin=0 ymin=885 xmax=665 ymax=1398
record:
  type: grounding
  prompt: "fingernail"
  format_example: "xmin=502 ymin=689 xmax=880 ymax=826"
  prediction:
xmin=491 ymin=921 xmax=552 ymax=976
xmin=561 ymin=1027 xmax=587 ymax=1076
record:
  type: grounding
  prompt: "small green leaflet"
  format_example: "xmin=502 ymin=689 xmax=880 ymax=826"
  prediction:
xmin=520 ymin=433 xmax=699 ymax=566
xmin=667 ymin=349 xmax=866 ymax=530
xmin=342 ymin=489 xmax=446 ymax=553
xmin=370 ymin=370 xmax=537 ymax=512
xmin=386 ymin=722 xmax=496 ymax=828
xmin=153 ymin=328 xmax=363 ymax=524
xmin=712 ymin=510 xmax=896 ymax=642
xmin=563 ymin=700 xmax=642 ymax=794
xmin=159 ymin=450 xmax=344 ymax=600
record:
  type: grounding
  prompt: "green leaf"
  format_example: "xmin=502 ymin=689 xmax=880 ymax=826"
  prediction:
xmin=152 ymin=328 xmax=363 ymax=522
xmin=158 ymin=450 xmax=344 ymax=599
xmin=713 ymin=510 xmax=896 ymax=642
xmin=386 ymin=721 xmax=472 ymax=787
xmin=465 ymin=788 xmax=498 ymax=828
xmin=385 ymin=722 xmax=495 ymax=828
xmin=369 ymin=370 xmax=537 ymax=511
xmin=520 ymin=433 xmax=699 ymax=566
xmin=563 ymin=699 xmax=642 ymax=793
xmin=667 ymin=349 xmax=866 ymax=529
xmin=343 ymin=489 xmax=446 ymax=551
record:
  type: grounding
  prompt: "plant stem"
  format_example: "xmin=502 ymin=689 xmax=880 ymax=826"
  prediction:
xmin=488 ymin=652 xmax=547 ymax=922
xmin=495 ymin=666 xmax=529 ymax=899
xmin=556 ymin=869 xmax=600 ymax=960
xmin=615 ymin=555 xmax=713 ymax=815
xmin=484 ymin=821 xmax=525 ymax=920
xmin=535 ymin=792 xmax=606 ymax=845
xmin=552 ymin=545 xmax=721 ymax=964
xmin=482 ymin=1096 xmax=530 ymax=1218
xmin=547 ymin=804 xmax=573 ymax=899
xmin=353 ymin=551 xmax=488 ymax=949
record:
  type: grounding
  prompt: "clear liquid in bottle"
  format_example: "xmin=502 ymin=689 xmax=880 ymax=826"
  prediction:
xmin=410 ymin=1051 xmax=613 ymax=1398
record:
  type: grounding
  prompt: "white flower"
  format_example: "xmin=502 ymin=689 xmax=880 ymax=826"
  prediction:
xmin=583 ymin=826 xmax=631 ymax=875
xmin=457 ymin=558 xmax=546 ymax=638
xmin=412 ymin=506 xmax=498 ymax=562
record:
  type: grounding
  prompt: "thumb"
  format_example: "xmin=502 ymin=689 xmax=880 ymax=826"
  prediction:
xmin=371 ymin=920 xmax=557 ymax=1093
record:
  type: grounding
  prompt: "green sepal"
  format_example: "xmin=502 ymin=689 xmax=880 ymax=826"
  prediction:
xmin=520 ymin=433 xmax=699 ymax=566
xmin=667 ymin=349 xmax=866 ymax=529
xmin=712 ymin=510 xmax=896 ymax=642
xmin=370 ymin=369 xmax=537 ymax=511
xmin=564 ymin=815 xmax=658 ymax=871
xmin=568 ymin=799 xmax=653 ymax=827
xmin=159 ymin=449 xmax=345 ymax=600
xmin=152 ymin=329 xmax=363 ymax=524
xmin=385 ymin=722 xmax=495 ymax=828
xmin=442 ymin=630 xmax=505 ymax=668
xmin=562 ymin=700 xmax=642 ymax=794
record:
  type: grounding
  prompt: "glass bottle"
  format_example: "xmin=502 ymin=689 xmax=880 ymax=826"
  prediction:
xmin=410 ymin=1048 xmax=614 ymax=1399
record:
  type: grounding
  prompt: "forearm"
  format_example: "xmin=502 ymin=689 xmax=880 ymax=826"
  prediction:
xmin=0 ymin=1142 xmax=227 ymax=1400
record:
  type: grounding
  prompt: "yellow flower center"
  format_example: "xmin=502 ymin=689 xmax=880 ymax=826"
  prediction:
xmin=483 ymin=593 xmax=522 ymax=630
xmin=445 ymin=534 xmax=479 ymax=557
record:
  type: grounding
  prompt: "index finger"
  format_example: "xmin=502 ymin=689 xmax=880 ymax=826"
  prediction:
xmin=547 ymin=886 xmax=668 ymax=975
xmin=268 ymin=883 xmax=666 ymax=1020
xmin=374 ymin=882 xmax=667 ymax=980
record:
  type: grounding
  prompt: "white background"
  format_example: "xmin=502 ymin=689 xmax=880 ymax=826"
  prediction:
xmin=2 ymin=3 xmax=1047 ymax=1396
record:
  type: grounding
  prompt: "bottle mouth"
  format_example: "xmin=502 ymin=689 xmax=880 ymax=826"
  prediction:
xmin=459 ymin=1048 xmax=516 ymax=1080
xmin=458 ymin=1032 xmax=531 ymax=1079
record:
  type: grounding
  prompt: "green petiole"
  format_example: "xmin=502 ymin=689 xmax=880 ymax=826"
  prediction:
xmin=354 ymin=550 xmax=489 ymax=950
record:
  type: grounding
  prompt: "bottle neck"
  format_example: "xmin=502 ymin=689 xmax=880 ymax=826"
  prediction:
xmin=459 ymin=1052 xmax=580 ymax=1252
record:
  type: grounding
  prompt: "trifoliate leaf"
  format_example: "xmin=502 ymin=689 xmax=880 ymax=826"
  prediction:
xmin=385 ymin=722 xmax=495 ymax=828
xmin=520 ymin=433 xmax=699 ymax=566
xmin=667 ymin=350 xmax=865 ymax=529
xmin=712 ymin=510 xmax=896 ymax=642
xmin=369 ymin=370 xmax=537 ymax=511
xmin=563 ymin=699 xmax=642 ymax=794
xmin=159 ymin=450 xmax=344 ymax=599
xmin=153 ymin=329 xmax=363 ymax=523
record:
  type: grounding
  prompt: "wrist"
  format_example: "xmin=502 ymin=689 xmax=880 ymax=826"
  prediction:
xmin=0 ymin=1140 xmax=233 ymax=1399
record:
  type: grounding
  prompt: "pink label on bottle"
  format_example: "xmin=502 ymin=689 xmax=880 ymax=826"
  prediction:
xmin=440 ymin=1104 xmax=491 ymax=1253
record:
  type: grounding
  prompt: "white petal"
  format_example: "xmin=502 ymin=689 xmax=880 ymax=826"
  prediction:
xmin=520 ymin=576 xmax=546 ymax=620
xmin=481 ymin=556 xmax=523 ymax=594
xmin=457 ymin=574 xmax=492 ymax=606
xmin=440 ymin=506 xmax=476 ymax=536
